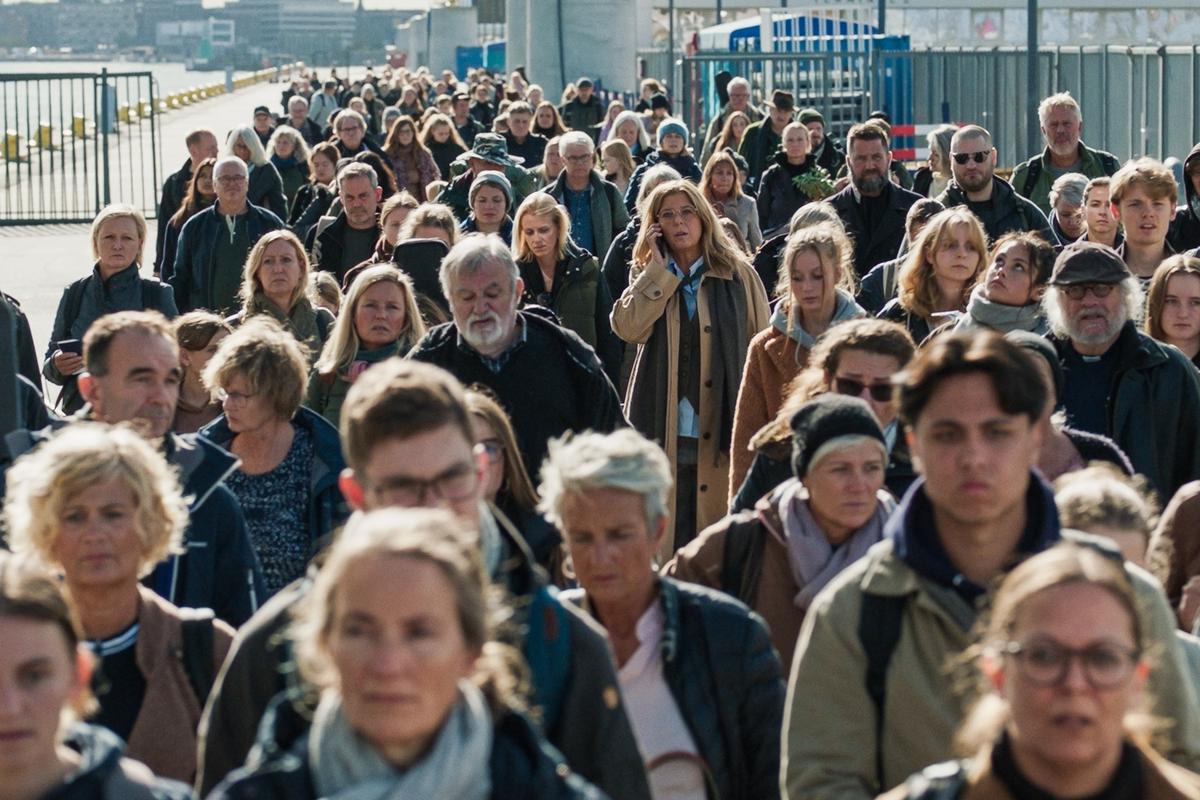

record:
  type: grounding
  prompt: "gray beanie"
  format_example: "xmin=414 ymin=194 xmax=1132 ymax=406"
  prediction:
xmin=469 ymin=170 xmax=513 ymax=211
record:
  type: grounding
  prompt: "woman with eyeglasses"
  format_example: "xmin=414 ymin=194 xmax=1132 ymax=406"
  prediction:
xmin=465 ymin=388 xmax=564 ymax=582
xmin=881 ymin=542 xmax=1200 ymax=799
xmin=513 ymin=192 xmax=621 ymax=384
xmin=200 ymin=318 xmax=348 ymax=598
xmin=670 ymin=394 xmax=894 ymax=673
xmin=613 ymin=179 xmax=770 ymax=560
xmin=728 ymin=222 xmax=864 ymax=498
xmin=731 ymin=318 xmax=916 ymax=513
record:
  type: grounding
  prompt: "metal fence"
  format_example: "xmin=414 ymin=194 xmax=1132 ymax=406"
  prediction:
xmin=1 ymin=70 xmax=160 ymax=225
xmin=681 ymin=44 xmax=1200 ymax=169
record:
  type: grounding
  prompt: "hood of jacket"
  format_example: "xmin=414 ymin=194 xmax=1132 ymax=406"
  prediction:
xmin=770 ymin=289 xmax=864 ymax=348
xmin=200 ymin=405 xmax=345 ymax=496
xmin=643 ymin=148 xmax=698 ymax=174
xmin=885 ymin=471 xmax=1061 ymax=603
xmin=1185 ymin=142 xmax=1200 ymax=207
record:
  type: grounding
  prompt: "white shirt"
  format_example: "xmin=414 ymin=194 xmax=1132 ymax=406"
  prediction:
xmin=617 ymin=602 xmax=708 ymax=800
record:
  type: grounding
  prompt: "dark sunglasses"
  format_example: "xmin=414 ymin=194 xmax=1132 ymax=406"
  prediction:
xmin=1062 ymin=283 xmax=1116 ymax=300
xmin=834 ymin=377 xmax=894 ymax=402
xmin=951 ymin=150 xmax=990 ymax=165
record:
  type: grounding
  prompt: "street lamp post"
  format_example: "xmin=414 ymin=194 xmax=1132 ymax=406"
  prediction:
xmin=1027 ymin=0 xmax=1040 ymax=158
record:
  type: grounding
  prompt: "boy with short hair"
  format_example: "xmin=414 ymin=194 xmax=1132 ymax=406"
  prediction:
xmin=1109 ymin=157 xmax=1178 ymax=279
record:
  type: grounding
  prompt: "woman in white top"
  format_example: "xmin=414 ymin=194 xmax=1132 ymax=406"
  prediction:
xmin=539 ymin=428 xmax=785 ymax=800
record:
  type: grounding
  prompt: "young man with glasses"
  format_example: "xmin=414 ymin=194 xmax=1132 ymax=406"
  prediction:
xmin=780 ymin=330 xmax=1200 ymax=799
xmin=197 ymin=358 xmax=653 ymax=800
xmin=1045 ymin=241 xmax=1200 ymax=498
xmin=936 ymin=124 xmax=1057 ymax=246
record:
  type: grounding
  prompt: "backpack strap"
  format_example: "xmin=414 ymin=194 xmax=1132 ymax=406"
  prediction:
xmin=718 ymin=514 xmax=767 ymax=606
xmin=178 ymin=608 xmax=216 ymax=706
xmin=859 ymin=591 xmax=909 ymax=793
xmin=1017 ymin=156 xmax=1041 ymax=200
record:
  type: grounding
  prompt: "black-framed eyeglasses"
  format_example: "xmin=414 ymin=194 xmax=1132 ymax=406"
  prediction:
xmin=1062 ymin=283 xmax=1116 ymax=300
xmin=951 ymin=151 xmax=990 ymax=165
xmin=834 ymin=376 xmax=894 ymax=403
xmin=1003 ymin=639 xmax=1140 ymax=690
xmin=366 ymin=463 xmax=478 ymax=505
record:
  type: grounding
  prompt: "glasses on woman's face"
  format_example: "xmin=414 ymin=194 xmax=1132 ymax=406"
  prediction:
xmin=1062 ymin=283 xmax=1116 ymax=300
xmin=658 ymin=206 xmax=698 ymax=224
xmin=1004 ymin=638 xmax=1140 ymax=690
xmin=833 ymin=376 xmax=894 ymax=403
xmin=217 ymin=388 xmax=256 ymax=406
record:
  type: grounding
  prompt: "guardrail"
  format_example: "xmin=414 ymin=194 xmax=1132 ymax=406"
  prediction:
xmin=1 ymin=63 xmax=300 ymax=225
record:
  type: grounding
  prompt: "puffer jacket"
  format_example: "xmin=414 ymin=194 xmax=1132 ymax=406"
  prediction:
xmin=624 ymin=149 xmax=703 ymax=213
xmin=1170 ymin=142 xmax=1200 ymax=253
xmin=43 ymin=723 xmax=195 ymax=799
xmin=207 ymin=699 xmax=605 ymax=800
xmin=936 ymin=176 xmax=1057 ymax=248
xmin=782 ymin=474 xmax=1200 ymax=799
xmin=562 ymin=576 xmax=785 ymax=800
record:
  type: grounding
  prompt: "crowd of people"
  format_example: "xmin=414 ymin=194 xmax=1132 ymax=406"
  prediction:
xmin=6 ymin=59 xmax=1200 ymax=798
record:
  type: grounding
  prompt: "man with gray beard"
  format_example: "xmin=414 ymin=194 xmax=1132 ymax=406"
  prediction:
xmin=1046 ymin=241 xmax=1200 ymax=497
xmin=826 ymin=122 xmax=922 ymax=278
xmin=409 ymin=234 xmax=624 ymax=477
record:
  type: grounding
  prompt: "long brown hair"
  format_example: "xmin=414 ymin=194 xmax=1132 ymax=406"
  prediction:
xmin=1145 ymin=255 xmax=1200 ymax=343
xmin=383 ymin=116 xmax=434 ymax=165
xmin=714 ymin=110 xmax=751 ymax=153
xmin=534 ymin=101 xmax=567 ymax=137
xmin=170 ymin=157 xmax=216 ymax=229
xmin=465 ymin=388 xmax=540 ymax=513
xmin=897 ymin=208 xmax=988 ymax=319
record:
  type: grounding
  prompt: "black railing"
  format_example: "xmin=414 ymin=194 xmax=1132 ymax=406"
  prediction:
xmin=0 ymin=69 xmax=160 ymax=225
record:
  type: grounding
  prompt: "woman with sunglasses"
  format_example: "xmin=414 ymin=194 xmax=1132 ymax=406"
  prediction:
xmin=513 ymin=192 xmax=621 ymax=385
xmin=670 ymin=394 xmax=894 ymax=673
xmin=881 ymin=542 xmax=1200 ymax=799
xmin=729 ymin=221 xmax=864 ymax=498
xmin=731 ymin=318 xmax=916 ymax=513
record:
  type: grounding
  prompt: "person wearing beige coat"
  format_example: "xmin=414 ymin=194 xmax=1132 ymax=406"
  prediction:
xmin=612 ymin=180 xmax=769 ymax=563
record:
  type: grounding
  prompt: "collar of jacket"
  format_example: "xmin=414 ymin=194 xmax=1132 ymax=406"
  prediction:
xmin=884 ymin=471 xmax=1061 ymax=602
xmin=133 ymin=584 xmax=188 ymax=681
xmin=1036 ymin=141 xmax=1100 ymax=171
xmin=200 ymin=406 xmax=343 ymax=495
xmin=161 ymin=432 xmax=240 ymax=509
xmin=943 ymin=175 xmax=1018 ymax=210
xmin=1051 ymin=321 xmax=1169 ymax=374
xmin=849 ymin=178 xmax=907 ymax=209
xmin=91 ymin=261 xmax=141 ymax=295
xmin=549 ymin=168 xmax=604 ymax=197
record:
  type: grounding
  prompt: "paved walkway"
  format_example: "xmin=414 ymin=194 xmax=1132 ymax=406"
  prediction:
xmin=3 ymin=75 xmax=313 ymax=393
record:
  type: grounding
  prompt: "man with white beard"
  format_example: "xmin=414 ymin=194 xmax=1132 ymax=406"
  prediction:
xmin=409 ymin=233 xmax=624 ymax=477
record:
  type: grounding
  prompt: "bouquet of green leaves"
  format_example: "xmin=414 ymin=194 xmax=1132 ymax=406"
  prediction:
xmin=791 ymin=165 xmax=836 ymax=200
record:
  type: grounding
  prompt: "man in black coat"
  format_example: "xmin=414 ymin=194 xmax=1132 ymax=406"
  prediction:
xmin=311 ymin=162 xmax=382 ymax=284
xmin=826 ymin=122 xmax=922 ymax=278
xmin=155 ymin=128 xmax=218 ymax=274
xmin=799 ymin=106 xmax=845 ymax=176
xmin=280 ymin=95 xmax=323 ymax=147
xmin=409 ymin=235 xmax=624 ymax=478
xmin=559 ymin=76 xmax=605 ymax=133
xmin=502 ymin=101 xmax=548 ymax=168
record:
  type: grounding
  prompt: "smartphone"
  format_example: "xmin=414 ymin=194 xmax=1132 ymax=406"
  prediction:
xmin=656 ymin=235 xmax=668 ymax=259
xmin=58 ymin=339 xmax=82 ymax=356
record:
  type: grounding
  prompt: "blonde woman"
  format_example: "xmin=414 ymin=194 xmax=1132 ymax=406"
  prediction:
xmin=878 ymin=207 xmax=988 ymax=342
xmin=266 ymin=126 xmax=311 ymax=212
xmin=612 ymin=179 xmax=770 ymax=556
xmin=306 ymin=266 xmax=426 ymax=425
xmin=700 ymin=148 xmax=762 ymax=250
xmin=223 ymin=125 xmax=288 ymax=219
xmin=601 ymin=139 xmax=637 ymax=199
xmin=728 ymin=222 xmax=865 ymax=496
xmin=230 ymin=229 xmax=333 ymax=361
xmin=512 ymin=192 xmax=621 ymax=382
xmin=398 ymin=201 xmax=461 ymax=247
xmin=206 ymin=508 xmax=600 ymax=799
xmin=3 ymin=424 xmax=234 ymax=784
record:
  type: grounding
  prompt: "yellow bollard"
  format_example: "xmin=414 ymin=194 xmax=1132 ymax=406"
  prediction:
xmin=167 ymin=93 xmax=179 ymax=108
xmin=72 ymin=115 xmax=87 ymax=138
xmin=158 ymin=99 xmax=168 ymax=113
xmin=118 ymin=104 xmax=130 ymax=123
xmin=138 ymin=98 xmax=150 ymax=117
xmin=37 ymin=122 xmax=53 ymax=149
xmin=4 ymin=131 xmax=21 ymax=161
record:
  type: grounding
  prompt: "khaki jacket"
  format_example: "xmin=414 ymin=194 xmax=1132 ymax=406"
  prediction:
xmin=612 ymin=254 xmax=770 ymax=563
xmin=782 ymin=539 xmax=1200 ymax=799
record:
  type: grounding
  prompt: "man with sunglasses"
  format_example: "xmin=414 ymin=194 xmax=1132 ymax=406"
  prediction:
xmin=780 ymin=331 xmax=1200 ymax=799
xmin=1046 ymin=241 xmax=1200 ymax=498
xmin=197 ymin=358 xmax=652 ymax=800
xmin=937 ymin=125 xmax=1057 ymax=246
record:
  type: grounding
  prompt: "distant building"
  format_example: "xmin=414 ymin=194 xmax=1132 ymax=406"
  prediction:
xmin=225 ymin=0 xmax=356 ymax=61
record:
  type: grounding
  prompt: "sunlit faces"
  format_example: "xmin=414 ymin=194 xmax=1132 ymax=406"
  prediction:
xmin=520 ymin=213 xmax=559 ymax=263
xmin=448 ymin=259 xmax=523 ymax=357
xmin=469 ymin=415 xmax=504 ymax=504
xmin=82 ymin=330 xmax=180 ymax=440
xmin=731 ymin=115 xmax=750 ymax=141
xmin=659 ymin=133 xmax=685 ymax=156
xmin=218 ymin=373 xmax=276 ymax=435
xmin=381 ymin=207 xmax=410 ymax=247
xmin=1054 ymin=199 xmax=1086 ymax=241
xmin=829 ymin=349 xmax=902 ymax=429
xmin=985 ymin=240 xmax=1040 ymax=307
xmin=1084 ymin=185 xmax=1117 ymax=241
xmin=51 ymin=478 xmax=146 ymax=588
xmin=507 ymin=112 xmax=531 ymax=140
xmin=470 ymin=185 xmax=508 ymax=226
xmin=656 ymin=192 xmax=702 ymax=258
xmin=908 ymin=372 xmax=1042 ymax=529
xmin=994 ymin=582 xmax=1144 ymax=777
xmin=847 ymin=138 xmax=891 ymax=196
xmin=231 ymin=138 xmax=252 ymax=163
xmin=95 ymin=216 xmax=142 ymax=273
xmin=337 ymin=117 xmax=365 ymax=150
xmin=1060 ymin=283 xmax=1127 ymax=348
xmin=312 ymin=154 xmax=337 ymax=185
xmin=1159 ymin=273 xmax=1200 ymax=351
xmin=931 ymin=224 xmax=983 ymax=288
xmin=354 ymin=281 xmax=410 ymax=350
xmin=949 ymin=137 xmax=996 ymax=194
xmin=616 ymin=121 xmax=640 ymax=148
xmin=273 ymin=135 xmax=295 ymax=160
xmin=195 ymin=166 xmax=215 ymax=198
xmin=213 ymin=161 xmax=248 ymax=209
xmin=327 ymin=556 xmax=479 ymax=767
xmin=179 ymin=329 xmax=228 ymax=385
xmin=341 ymin=175 xmax=381 ymax=230
xmin=256 ymin=239 xmax=303 ymax=306
xmin=557 ymin=488 xmax=664 ymax=608
xmin=1041 ymin=106 xmax=1082 ymax=159
xmin=783 ymin=126 xmax=810 ymax=164
xmin=803 ymin=441 xmax=886 ymax=544
xmin=789 ymin=249 xmax=832 ymax=320
xmin=1112 ymin=185 xmax=1175 ymax=249
xmin=709 ymin=163 xmax=736 ymax=199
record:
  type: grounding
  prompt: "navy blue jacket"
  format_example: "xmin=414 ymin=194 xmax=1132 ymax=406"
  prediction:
xmin=199 ymin=406 xmax=349 ymax=554
xmin=624 ymin=149 xmax=703 ymax=214
xmin=167 ymin=203 xmax=283 ymax=312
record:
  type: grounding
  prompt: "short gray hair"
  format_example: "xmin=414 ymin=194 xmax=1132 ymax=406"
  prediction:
xmin=1039 ymin=91 xmax=1081 ymax=125
xmin=1043 ymin=276 xmax=1144 ymax=339
xmin=1049 ymin=172 xmax=1088 ymax=208
xmin=334 ymin=108 xmax=367 ymax=133
xmin=288 ymin=95 xmax=308 ymax=111
xmin=538 ymin=429 xmax=673 ymax=531
xmin=213 ymin=155 xmax=248 ymax=178
xmin=439 ymin=233 xmax=520 ymax=300
xmin=336 ymin=161 xmax=378 ymax=192
xmin=559 ymin=130 xmax=594 ymax=154
xmin=727 ymin=76 xmax=751 ymax=93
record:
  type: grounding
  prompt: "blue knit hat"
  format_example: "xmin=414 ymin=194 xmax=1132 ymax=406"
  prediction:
xmin=656 ymin=118 xmax=689 ymax=149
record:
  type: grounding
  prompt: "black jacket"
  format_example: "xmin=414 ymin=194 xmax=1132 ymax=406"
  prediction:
xmin=287 ymin=183 xmax=334 ymax=241
xmin=281 ymin=116 xmax=323 ymax=147
xmin=877 ymin=297 xmax=936 ymax=344
xmin=811 ymin=136 xmax=846 ymax=177
xmin=756 ymin=151 xmax=820 ymax=234
xmin=828 ymin=180 xmax=923 ymax=278
xmin=624 ymin=149 xmax=703 ymax=214
xmin=856 ymin=255 xmax=903 ymax=315
xmin=50 ymin=724 xmax=194 ymax=799
xmin=311 ymin=211 xmax=380 ymax=284
xmin=168 ymin=203 xmax=284 ymax=313
xmin=1169 ymin=142 xmax=1200 ymax=253
xmin=559 ymin=95 xmax=605 ymax=133
xmin=751 ymin=231 xmax=788 ymax=299
xmin=429 ymin=137 xmax=468 ymax=179
xmin=408 ymin=311 xmax=625 ymax=478
xmin=563 ymin=577 xmax=786 ymax=800
xmin=247 ymin=162 xmax=289 ymax=221
xmin=208 ymin=703 xmax=603 ymax=800
xmin=333 ymin=135 xmax=394 ymax=174
xmin=601 ymin=215 xmax=640 ymax=304
xmin=156 ymin=159 xmax=193 ymax=272
xmin=3 ymin=290 xmax=41 ymax=388
xmin=505 ymin=131 xmax=549 ymax=168
xmin=936 ymin=176 xmax=1057 ymax=247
